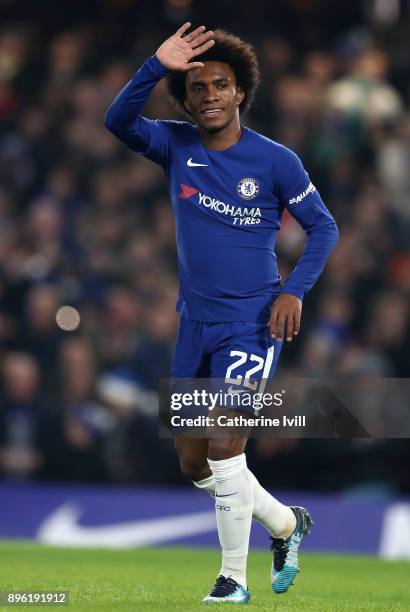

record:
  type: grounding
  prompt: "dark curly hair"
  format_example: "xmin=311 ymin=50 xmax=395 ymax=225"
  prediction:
xmin=166 ymin=29 xmax=260 ymax=117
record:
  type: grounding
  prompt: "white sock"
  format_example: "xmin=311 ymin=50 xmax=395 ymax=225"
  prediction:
xmin=207 ymin=454 xmax=253 ymax=590
xmin=193 ymin=474 xmax=215 ymax=497
xmin=247 ymin=470 xmax=296 ymax=538
xmin=194 ymin=467 xmax=295 ymax=539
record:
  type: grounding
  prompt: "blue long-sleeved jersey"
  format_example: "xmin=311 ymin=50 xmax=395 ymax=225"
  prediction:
xmin=105 ymin=55 xmax=339 ymax=323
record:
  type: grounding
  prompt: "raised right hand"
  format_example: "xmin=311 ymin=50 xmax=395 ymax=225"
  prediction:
xmin=155 ymin=22 xmax=214 ymax=71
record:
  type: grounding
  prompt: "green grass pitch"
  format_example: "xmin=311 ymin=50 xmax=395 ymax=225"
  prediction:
xmin=0 ymin=541 xmax=408 ymax=611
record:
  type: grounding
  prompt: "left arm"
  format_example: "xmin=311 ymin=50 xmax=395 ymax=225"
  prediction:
xmin=269 ymin=148 xmax=339 ymax=341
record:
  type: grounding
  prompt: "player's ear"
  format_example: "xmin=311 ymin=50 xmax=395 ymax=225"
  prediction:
xmin=183 ymin=78 xmax=192 ymax=115
xmin=183 ymin=101 xmax=193 ymax=117
xmin=183 ymin=85 xmax=193 ymax=114
xmin=236 ymin=87 xmax=245 ymax=107
xmin=184 ymin=97 xmax=192 ymax=114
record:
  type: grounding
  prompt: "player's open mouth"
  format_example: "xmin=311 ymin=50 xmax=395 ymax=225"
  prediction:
xmin=202 ymin=108 xmax=223 ymax=116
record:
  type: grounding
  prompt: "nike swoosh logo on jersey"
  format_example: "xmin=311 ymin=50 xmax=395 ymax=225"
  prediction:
xmin=187 ymin=158 xmax=208 ymax=167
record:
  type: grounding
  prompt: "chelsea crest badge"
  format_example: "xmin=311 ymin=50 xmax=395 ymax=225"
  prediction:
xmin=237 ymin=177 xmax=259 ymax=200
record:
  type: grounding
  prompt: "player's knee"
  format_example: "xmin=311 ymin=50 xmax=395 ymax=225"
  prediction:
xmin=207 ymin=438 xmax=244 ymax=461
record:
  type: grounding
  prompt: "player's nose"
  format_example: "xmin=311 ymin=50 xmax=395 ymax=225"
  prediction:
xmin=204 ymin=85 xmax=219 ymax=102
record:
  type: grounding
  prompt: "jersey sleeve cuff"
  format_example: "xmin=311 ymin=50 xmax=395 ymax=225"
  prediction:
xmin=147 ymin=54 xmax=169 ymax=78
xmin=279 ymin=286 xmax=304 ymax=301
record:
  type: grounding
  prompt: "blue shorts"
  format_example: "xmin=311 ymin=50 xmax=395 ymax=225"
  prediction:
xmin=171 ymin=317 xmax=282 ymax=392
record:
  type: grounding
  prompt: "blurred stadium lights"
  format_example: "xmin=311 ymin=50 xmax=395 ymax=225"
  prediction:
xmin=166 ymin=0 xmax=192 ymax=7
xmin=373 ymin=0 xmax=400 ymax=24
xmin=164 ymin=0 xmax=193 ymax=24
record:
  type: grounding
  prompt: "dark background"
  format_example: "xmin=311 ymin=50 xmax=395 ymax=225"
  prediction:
xmin=0 ymin=0 xmax=409 ymax=492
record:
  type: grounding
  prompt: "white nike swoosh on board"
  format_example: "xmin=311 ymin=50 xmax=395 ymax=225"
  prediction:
xmin=187 ymin=158 xmax=208 ymax=167
xmin=36 ymin=503 xmax=216 ymax=548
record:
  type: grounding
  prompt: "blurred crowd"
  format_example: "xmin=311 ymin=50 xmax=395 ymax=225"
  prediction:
xmin=0 ymin=0 xmax=409 ymax=492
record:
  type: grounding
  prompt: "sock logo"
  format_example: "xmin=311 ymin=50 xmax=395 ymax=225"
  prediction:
xmin=216 ymin=504 xmax=231 ymax=511
xmin=217 ymin=492 xmax=238 ymax=498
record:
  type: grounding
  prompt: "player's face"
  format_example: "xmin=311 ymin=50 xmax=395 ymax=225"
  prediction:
xmin=184 ymin=61 xmax=244 ymax=133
